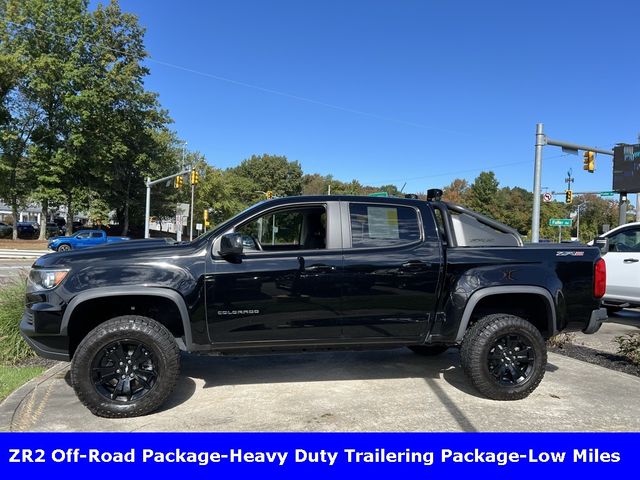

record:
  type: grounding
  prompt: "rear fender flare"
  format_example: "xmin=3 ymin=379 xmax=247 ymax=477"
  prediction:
xmin=454 ymin=286 xmax=556 ymax=343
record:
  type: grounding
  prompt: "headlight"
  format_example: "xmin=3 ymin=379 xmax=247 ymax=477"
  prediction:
xmin=28 ymin=269 xmax=70 ymax=290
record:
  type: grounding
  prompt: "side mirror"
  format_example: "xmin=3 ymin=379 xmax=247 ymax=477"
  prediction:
xmin=594 ymin=237 xmax=609 ymax=254
xmin=219 ymin=233 xmax=244 ymax=259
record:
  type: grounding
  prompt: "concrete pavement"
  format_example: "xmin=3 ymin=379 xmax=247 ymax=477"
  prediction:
xmin=2 ymin=345 xmax=639 ymax=432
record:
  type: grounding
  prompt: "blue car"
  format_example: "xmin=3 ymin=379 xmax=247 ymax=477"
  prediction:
xmin=48 ymin=230 xmax=129 ymax=252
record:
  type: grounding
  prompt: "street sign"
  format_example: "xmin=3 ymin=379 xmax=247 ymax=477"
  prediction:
xmin=195 ymin=223 xmax=203 ymax=231
xmin=542 ymin=192 xmax=553 ymax=202
xmin=548 ymin=218 xmax=572 ymax=227
xmin=368 ymin=192 xmax=389 ymax=197
xmin=600 ymin=191 xmax=615 ymax=197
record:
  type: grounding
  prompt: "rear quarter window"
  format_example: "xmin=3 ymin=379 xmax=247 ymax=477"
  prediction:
xmin=349 ymin=204 xmax=421 ymax=248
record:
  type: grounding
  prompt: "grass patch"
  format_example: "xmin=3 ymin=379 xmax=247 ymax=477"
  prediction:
xmin=0 ymin=365 xmax=45 ymax=402
xmin=0 ymin=275 xmax=36 ymax=364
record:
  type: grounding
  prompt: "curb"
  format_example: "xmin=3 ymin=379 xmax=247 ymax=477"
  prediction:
xmin=0 ymin=362 xmax=69 ymax=432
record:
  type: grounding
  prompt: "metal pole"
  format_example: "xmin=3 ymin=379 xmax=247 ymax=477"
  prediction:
xmin=144 ymin=177 xmax=151 ymax=239
xmin=531 ymin=123 xmax=544 ymax=243
xmin=190 ymin=174 xmax=194 ymax=241
xmin=576 ymin=205 xmax=580 ymax=242
xmin=558 ymin=225 xmax=561 ymax=243
xmin=636 ymin=194 xmax=640 ymax=222
xmin=619 ymin=193 xmax=627 ymax=226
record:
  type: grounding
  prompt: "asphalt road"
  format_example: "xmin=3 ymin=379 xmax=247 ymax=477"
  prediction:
xmin=2 ymin=313 xmax=639 ymax=432
xmin=0 ymin=259 xmax=33 ymax=285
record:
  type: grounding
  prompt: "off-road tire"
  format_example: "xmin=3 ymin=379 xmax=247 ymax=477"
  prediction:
xmin=461 ymin=313 xmax=546 ymax=400
xmin=71 ymin=315 xmax=180 ymax=418
xmin=408 ymin=345 xmax=450 ymax=356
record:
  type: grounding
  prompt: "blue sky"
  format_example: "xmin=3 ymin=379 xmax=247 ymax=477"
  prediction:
xmin=109 ymin=0 xmax=639 ymax=196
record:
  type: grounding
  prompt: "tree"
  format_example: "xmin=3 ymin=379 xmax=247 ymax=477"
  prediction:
xmin=467 ymin=171 xmax=499 ymax=216
xmin=233 ymin=154 xmax=303 ymax=197
xmin=442 ymin=178 xmax=469 ymax=204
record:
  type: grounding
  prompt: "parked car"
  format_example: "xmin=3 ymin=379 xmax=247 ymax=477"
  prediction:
xmin=594 ymin=222 xmax=640 ymax=314
xmin=22 ymin=192 xmax=606 ymax=418
xmin=47 ymin=229 xmax=130 ymax=251
xmin=0 ymin=222 xmax=12 ymax=238
xmin=46 ymin=223 xmax=61 ymax=238
xmin=16 ymin=221 xmax=37 ymax=239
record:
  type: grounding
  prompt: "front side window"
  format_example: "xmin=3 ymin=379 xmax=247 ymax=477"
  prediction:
xmin=609 ymin=229 xmax=640 ymax=252
xmin=236 ymin=206 xmax=327 ymax=252
xmin=349 ymin=204 xmax=420 ymax=248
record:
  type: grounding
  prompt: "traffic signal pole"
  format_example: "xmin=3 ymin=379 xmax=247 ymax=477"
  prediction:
xmin=190 ymin=172 xmax=194 ymax=241
xmin=144 ymin=169 xmax=190 ymax=239
xmin=531 ymin=123 xmax=614 ymax=242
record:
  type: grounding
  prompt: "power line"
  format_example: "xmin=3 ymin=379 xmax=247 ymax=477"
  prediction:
xmin=5 ymin=20 xmax=468 ymax=136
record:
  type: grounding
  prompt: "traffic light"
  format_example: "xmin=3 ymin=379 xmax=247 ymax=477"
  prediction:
xmin=565 ymin=189 xmax=573 ymax=204
xmin=583 ymin=151 xmax=595 ymax=173
xmin=190 ymin=170 xmax=199 ymax=185
xmin=266 ymin=190 xmax=273 ymax=199
xmin=174 ymin=175 xmax=184 ymax=188
xmin=203 ymin=209 xmax=210 ymax=228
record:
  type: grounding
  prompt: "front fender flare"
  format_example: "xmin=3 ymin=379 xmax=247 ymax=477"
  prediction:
xmin=61 ymin=286 xmax=195 ymax=351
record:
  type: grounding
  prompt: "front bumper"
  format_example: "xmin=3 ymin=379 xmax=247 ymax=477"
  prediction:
xmin=582 ymin=307 xmax=607 ymax=334
xmin=20 ymin=307 xmax=70 ymax=361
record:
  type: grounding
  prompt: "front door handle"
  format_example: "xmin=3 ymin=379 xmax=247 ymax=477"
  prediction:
xmin=401 ymin=260 xmax=429 ymax=270
xmin=623 ymin=258 xmax=639 ymax=263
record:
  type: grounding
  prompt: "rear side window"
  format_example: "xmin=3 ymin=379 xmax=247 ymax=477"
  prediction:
xmin=91 ymin=232 xmax=102 ymax=238
xmin=349 ymin=204 xmax=420 ymax=248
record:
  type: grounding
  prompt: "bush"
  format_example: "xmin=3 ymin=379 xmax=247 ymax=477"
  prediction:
xmin=0 ymin=276 xmax=35 ymax=364
xmin=615 ymin=334 xmax=640 ymax=366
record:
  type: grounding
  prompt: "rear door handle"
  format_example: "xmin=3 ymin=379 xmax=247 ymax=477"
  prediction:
xmin=623 ymin=258 xmax=639 ymax=263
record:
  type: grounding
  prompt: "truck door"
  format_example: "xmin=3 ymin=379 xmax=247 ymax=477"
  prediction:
xmin=206 ymin=202 xmax=343 ymax=344
xmin=340 ymin=201 xmax=442 ymax=340
xmin=604 ymin=226 xmax=640 ymax=304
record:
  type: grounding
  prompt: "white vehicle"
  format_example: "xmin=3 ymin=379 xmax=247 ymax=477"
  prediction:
xmin=595 ymin=222 xmax=640 ymax=314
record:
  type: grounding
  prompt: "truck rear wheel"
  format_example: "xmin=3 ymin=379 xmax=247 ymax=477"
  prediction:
xmin=461 ymin=314 xmax=546 ymax=400
xmin=70 ymin=315 xmax=180 ymax=418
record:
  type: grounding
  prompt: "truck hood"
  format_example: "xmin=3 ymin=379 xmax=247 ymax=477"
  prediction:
xmin=34 ymin=238 xmax=198 ymax=268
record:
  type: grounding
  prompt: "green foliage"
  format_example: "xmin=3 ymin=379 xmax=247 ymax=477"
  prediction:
xmin=0 ymin=277 xmax=36 ymax=364
xmin=615 ymin=334 xmax=640 ymax=366
xmin=0 ymin=365 xmax=46 ymax=401
xmin=233 ymin=154 xmax=303 ymax=198
xmin=0 ymin=0 xmax=179 ymax=236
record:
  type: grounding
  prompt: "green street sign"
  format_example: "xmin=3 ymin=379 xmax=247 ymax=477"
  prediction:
xmin=548 ymin=218 xmax=572 ymax=227
xmin=368 ymin=192 xmax=389 ymax=197
xmin=600 ymin=191 xmax=615 ymax=197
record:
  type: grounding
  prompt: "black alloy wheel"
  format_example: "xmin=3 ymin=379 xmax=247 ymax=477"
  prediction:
xmin=91 ymin=339 xmax=158 ymax=402
xmin=486 ymin=333 xmax=535 ymax=386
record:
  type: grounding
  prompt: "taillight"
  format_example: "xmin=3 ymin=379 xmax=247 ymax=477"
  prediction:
xmin=594 ymin=258 xmax=606 ymax=298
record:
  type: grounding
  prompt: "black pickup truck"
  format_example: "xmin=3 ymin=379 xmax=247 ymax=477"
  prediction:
xmin=21 ymin=191 xmax=607 ymax=417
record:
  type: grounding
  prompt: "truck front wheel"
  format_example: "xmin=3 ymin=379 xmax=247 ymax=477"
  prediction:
xmin=70 ymin=315 xmax=180 ymax=418
xmin=461 ymin=314 xmax=546 ymax=400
